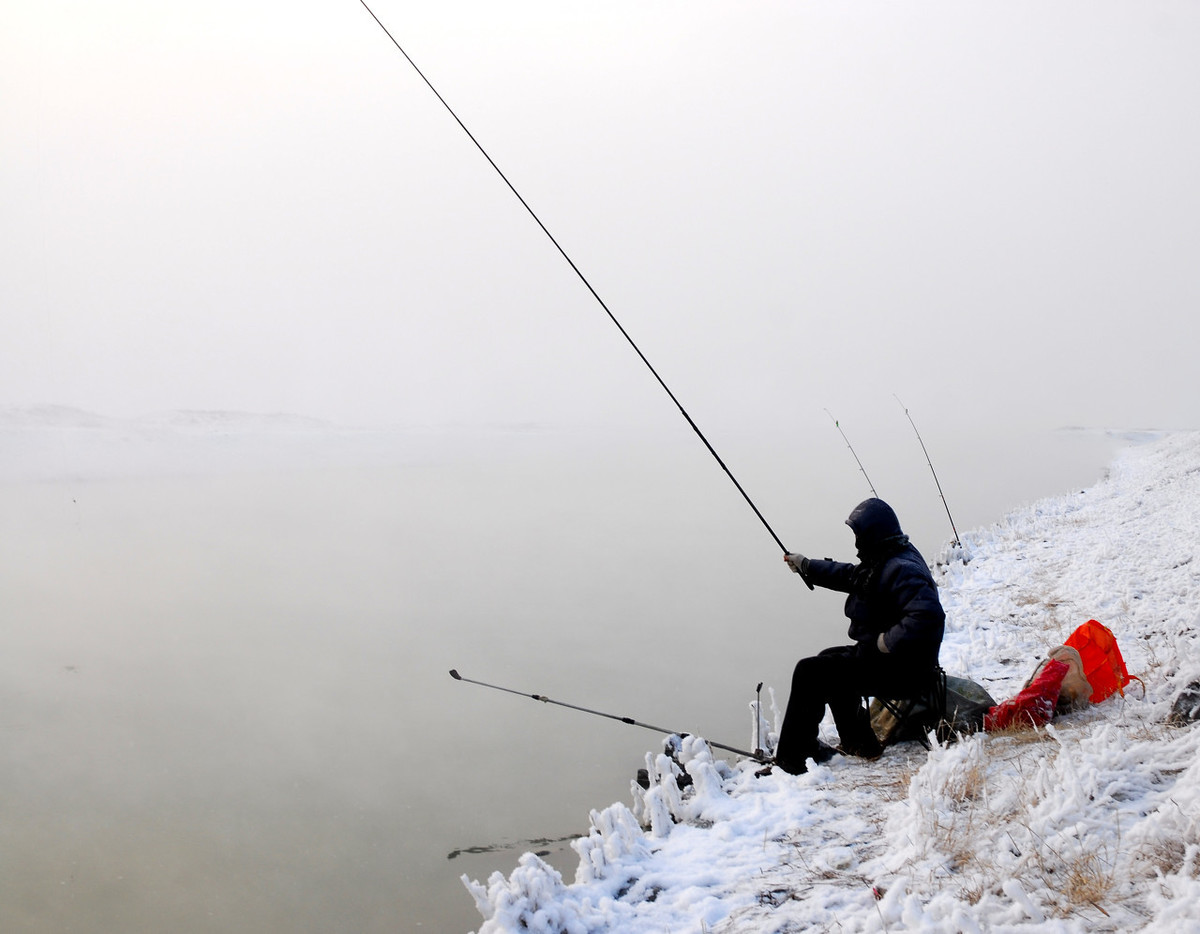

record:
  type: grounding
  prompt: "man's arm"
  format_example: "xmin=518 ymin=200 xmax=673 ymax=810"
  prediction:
xmin=797 ymin=556 xmax=859 ymax=594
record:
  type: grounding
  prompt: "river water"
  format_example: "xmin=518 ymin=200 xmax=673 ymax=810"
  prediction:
xmin=0 ymin=417 xmax=1122 ymax=931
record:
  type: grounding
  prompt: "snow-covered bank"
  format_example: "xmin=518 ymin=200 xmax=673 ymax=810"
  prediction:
xmin=464 ymin=431 xmax=1200 ymax=932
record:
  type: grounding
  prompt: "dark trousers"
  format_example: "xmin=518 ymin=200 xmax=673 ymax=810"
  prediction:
xmin=774 ymin=645 xmax=930 ymax=772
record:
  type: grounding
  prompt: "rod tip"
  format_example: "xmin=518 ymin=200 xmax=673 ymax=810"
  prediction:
xmin=449 ymin=669 xmax=461 ymax=680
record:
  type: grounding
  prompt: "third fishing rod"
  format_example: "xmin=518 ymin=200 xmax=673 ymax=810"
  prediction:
xmin=356 ymin=2 xmax=791 ymax=558
xmin=895 ymin=395 xmax=961 ymax=548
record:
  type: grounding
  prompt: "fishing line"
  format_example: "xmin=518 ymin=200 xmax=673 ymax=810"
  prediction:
xmin=894 ymin=395 xmax=961 ymax=547
xmin=824 ymin=409 xmax=877 ymax=497
xmin=356 ymin=1 xmax=789 ymax=555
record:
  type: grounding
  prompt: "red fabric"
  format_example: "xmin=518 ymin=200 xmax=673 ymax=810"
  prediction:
xmin=985 ymin=659 xmax=1069 ymax=732
xmin=1064 ymin=619 xmax=1132 ymax=703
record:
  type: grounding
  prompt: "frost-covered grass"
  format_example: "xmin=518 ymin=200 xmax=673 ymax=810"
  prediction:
xmin=464 ymin=432 xmax=1200 ymax=933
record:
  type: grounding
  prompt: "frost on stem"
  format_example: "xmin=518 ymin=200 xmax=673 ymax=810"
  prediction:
xmin=631 ymin=734 xmax=734 ymax=837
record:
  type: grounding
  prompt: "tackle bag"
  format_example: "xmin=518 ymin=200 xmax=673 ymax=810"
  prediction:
xmin=984 ymin=659 xmax=1068 ymax=732
xmin=871 ymin=675 xmax=996 ymax=745
xmin=1064 ymin=619 xmax=1136 ymax=703
xmin=1044 ymin=645 xmax=1092 ymax=712
xmin=944 ymin=676 xmax=999 ymax=734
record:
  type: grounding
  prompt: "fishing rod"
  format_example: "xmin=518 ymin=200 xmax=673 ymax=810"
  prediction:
xmin=449 ymin=669 xmax=768 ymax=763
xmin=356 ymin=1 xmax=790 ymax=557
xmin=894 ymin=395 xmax=961 ymax=547
xmin=824 ymin=409 xmax=877 ymax=497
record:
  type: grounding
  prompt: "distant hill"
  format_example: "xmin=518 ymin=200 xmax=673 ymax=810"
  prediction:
xmin=0 ymin=406 xmax=333 ymax=433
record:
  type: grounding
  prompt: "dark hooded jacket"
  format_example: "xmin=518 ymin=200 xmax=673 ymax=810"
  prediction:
xmin=803 ymin=498 xmax=944 ymax=668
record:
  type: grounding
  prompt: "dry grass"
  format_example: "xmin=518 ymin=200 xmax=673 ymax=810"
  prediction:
xmin=929 ymin=807 xmax=984 ymax=873
xmin=1012 ymin=590 xmax=1069 ymax=611
xmin=942 ymin=753 xmax=988 ymax=805
xmin=906 ymin=740 xmax=996 ymax=872
xmin=956 ymin=878 xmax=988 ymax=906
xmin=1135 ymin=809 xmax=1200 ymax=879
xmin=1137 ymin=837 xmax=1190 ymax=877
xmin=894 ymin=731 xmax=1133 ymax=920
xmin=1059 ymin=847 xmax=1119 ymax=914
xmin=878 ymin=760 xmax=921 ymax=801
xmin=980 ymin=720 xmax=1060 ymax=748
xmin=1125 ymin=717 xmax=1171 ymax=744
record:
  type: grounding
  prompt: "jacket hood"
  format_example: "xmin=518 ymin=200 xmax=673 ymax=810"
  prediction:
xmin=846 ymin=498 xmax=905 ymax=554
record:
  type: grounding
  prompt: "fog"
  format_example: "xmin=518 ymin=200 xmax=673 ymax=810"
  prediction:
xmin=2 ymin=1 xmax=1197 ymax=931
xmin=3 ymin=2 xmax=1198 ymax=432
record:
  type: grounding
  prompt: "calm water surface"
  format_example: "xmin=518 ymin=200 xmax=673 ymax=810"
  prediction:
xmin=0 ymin=421 xmax=1122 ymax=931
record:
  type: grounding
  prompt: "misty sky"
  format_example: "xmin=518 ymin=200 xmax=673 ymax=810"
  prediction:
xmin=3 ymin=1 xmax=1198 ymax=434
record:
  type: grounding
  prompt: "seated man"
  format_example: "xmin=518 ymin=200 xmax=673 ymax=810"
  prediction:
xmin=774 ymin=498 xmax=945 ymax=775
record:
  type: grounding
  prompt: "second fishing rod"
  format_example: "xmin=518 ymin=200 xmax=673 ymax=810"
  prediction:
xmin=357 ymin=1 xmax=792 ymax=560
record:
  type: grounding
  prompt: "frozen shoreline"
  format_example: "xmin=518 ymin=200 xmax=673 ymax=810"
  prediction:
xmin=464 ymin=432 xmax=1200 ymax=933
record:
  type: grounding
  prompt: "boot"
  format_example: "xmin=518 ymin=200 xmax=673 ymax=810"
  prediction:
xmin=770 ymin=740 xmax=838 ymax=776
xmin=833 ymin=701 xmax=884 ymax=760
xmin=838 ymin=731 xmax=883 ymax=760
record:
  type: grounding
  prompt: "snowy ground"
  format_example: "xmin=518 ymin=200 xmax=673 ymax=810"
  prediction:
xmin=463 ymin=431 xmax=1200 ymax=932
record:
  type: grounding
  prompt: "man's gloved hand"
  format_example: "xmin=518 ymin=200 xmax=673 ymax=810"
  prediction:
xmin=783 ymin=553 xmax=815 ymax=590
xmin=855 ymin=633 xmax=891 ymax=658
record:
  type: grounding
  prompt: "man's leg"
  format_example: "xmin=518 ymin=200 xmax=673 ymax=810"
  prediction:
xmin=835 ymin=654 xmax=934 ymax=757
xmin=828 ymin=687 xmax=883 ymax=758
xmin=774 ymin=646 xmax=857 ymax=773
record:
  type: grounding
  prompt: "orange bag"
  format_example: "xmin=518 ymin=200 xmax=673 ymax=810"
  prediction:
xmin=1064 ymin=619 xmax=1135 ymax=703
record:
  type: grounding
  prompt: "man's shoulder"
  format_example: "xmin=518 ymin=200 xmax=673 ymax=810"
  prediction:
xmin=881 ymin=546 xmax=935 ymax=583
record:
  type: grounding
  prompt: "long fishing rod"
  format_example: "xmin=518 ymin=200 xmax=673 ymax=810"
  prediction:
xmin=357 ymin=1 xmax=789 ymax=556
xmin=449 ymin=669 xmax=767 ymax=763
xmin=824 ymin=409 xmax=877 ymax=497
xmin=894 ymin=395 xmax=961 ymax=547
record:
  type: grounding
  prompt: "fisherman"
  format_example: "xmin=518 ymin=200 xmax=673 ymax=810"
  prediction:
xmin=772 ymin=498 xmax=945 ymax=775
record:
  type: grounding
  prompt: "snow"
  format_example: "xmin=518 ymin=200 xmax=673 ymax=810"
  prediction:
xmin=463 ymin=431 xmax=1200 ymax=932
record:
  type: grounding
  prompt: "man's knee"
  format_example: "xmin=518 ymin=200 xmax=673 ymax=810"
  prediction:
xmin=793 ymin=647 xmax=854 ymax=695
xmin=792 ymin=653 xmax=825 ymax=687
